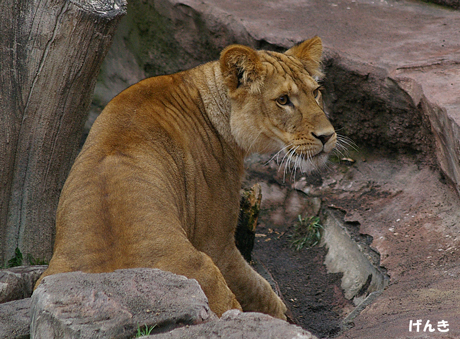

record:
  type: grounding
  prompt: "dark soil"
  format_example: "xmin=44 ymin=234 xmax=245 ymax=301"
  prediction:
xmin=253 ymin=228 xmax=352 ymax=338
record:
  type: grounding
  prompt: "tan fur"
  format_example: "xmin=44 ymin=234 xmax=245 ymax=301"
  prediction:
xmin=36 ymin=37 xmax=336 ymax=320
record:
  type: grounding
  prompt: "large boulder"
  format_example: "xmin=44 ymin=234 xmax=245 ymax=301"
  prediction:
xmin=30 ymin=268 xmax=216 ymax=339
xmin=150 ymin=309 xmax=318 ymax=339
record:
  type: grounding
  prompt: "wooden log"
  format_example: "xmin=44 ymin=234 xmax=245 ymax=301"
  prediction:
xmin=0 ymin=0 xmax=126 ymax=266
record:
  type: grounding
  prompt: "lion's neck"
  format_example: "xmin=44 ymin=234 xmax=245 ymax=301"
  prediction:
xmin=187 ymin=62 xmax=243 ymax=156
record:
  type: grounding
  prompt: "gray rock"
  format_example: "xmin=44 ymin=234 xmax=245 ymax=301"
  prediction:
xmin=149 ymin=309 xmax=318 ymax=339
xmin=0 ymin=265 xmax=48 ymax=303
xmin=0 ymin=298 xmax=31 ymax=339
xmin=30 ymin=268 xmax=216 ymax=339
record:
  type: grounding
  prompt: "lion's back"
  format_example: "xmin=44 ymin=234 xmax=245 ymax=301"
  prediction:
xmin=37 ymin=68 xmax=235 ymax=284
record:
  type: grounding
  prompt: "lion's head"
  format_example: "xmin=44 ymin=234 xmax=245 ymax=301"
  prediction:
xmin=220 ymin=37 xmax=336 ymax=174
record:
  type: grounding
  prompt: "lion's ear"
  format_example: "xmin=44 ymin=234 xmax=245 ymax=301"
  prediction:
xmin=285 ymin=36 xmax=323 ymax=78
xmin=220 ymin=45 xmax=264 ymax=93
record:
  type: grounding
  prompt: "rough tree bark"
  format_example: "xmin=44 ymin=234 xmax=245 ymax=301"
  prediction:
xmin=235 ymin=184 xmax=262 ymax=262
xmin=0 ymin=0 xmax=126 ymax=266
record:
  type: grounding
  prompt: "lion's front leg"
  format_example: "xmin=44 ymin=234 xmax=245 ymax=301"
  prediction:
xmin=215 ymin=246 xmax=287 ymax=320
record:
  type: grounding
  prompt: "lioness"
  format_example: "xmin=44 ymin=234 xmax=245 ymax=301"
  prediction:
xmin=36 ymin=36 xmax=336 ymax=320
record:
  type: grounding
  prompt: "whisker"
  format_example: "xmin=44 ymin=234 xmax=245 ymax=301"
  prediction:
xmin=282 ymin=148 xmax=292 ymax=181
xmin=329 ymin=134 xmax=358 ymax=164
xmin=337 ymin=134 xmax=358 ymax=151
xmin=290 ymin=147 xmax=300 ymax=176
xmin=307 ymin=151 xmax=317 ymax=173
xmin=335 ymin=143 xmax=349 ymax=153
xmin=332 ymin=147 xmax=347 ymax=160
xmin=266 ymin=144 xmax=292 ymax=166
xmin=279 ymin=145 xmax=294 ymax=171
xmin=292 ymin=151 xmax=301 ymax=180
xmin=283 ymin=146 xmax=298 ymax=182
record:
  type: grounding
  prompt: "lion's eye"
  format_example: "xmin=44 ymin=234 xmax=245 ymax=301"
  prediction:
xmin=276 ymin=95 xmax=290 ymax=106
xmin=313 ymin=86 xmax=324 ymax=100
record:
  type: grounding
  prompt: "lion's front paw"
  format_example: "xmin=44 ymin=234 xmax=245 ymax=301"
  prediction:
xmin=257 ymin=292 xmax=288 ymax=320
xmin=271 ymin=296 xmax=288 ymax=320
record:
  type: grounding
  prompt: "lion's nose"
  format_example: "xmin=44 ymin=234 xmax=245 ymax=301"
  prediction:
xmin=312 ymin=132 xmax=334 ymax=145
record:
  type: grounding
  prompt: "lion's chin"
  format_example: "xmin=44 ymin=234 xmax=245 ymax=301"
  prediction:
xmin=296 ymin=152 xmax=329 ymax=174
xmin=276 ymin=148 xmax=330 ymax=178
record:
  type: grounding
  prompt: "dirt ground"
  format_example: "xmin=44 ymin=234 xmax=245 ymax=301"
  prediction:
xmin=253 ymin=231 xmax=351 ymax=337
xmin=245 ymin=146 xmax=460 ymax=339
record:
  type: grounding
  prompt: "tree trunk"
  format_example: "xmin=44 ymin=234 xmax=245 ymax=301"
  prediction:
xmin=235 ymin=184 xmax=262 ymax=262
xmin=0 ymin=0 xmax=126 ymax=266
